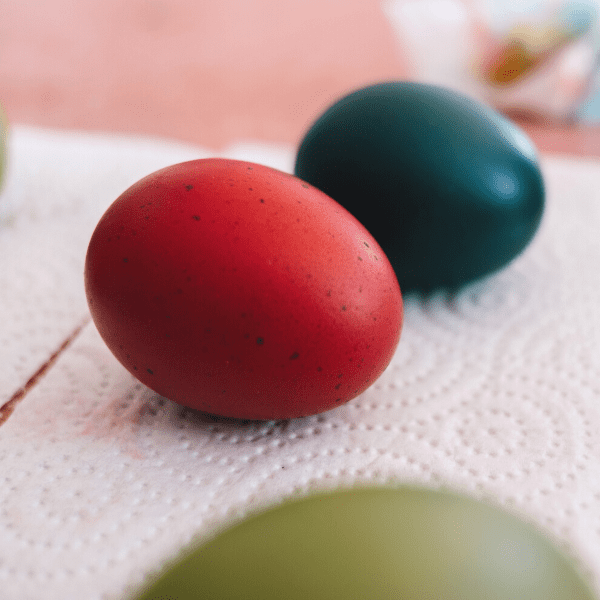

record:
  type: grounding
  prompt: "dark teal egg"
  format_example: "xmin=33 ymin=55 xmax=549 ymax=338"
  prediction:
xmin=295 ymin=82 xmax=545 ymax=293
xmin=132 ymin=487 xmax=595 ymax=600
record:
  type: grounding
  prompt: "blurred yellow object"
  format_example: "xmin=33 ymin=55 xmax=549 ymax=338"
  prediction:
xmin=482 ymin=1 xmax=596 ymax=85
xmin=485 ymin=38 xmax=540 ymax=84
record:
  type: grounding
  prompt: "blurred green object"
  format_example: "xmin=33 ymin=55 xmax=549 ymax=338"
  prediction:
xmin=133 ymin=486 xmax=596 ymax=600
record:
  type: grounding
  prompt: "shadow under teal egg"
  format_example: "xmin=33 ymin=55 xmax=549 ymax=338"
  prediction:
xmin=294 ymin=82 xmax=545 ymax=293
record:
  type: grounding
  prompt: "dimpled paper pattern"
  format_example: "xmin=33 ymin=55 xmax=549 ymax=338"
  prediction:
xmin=1 ymin=126 xmax=600 ymax=600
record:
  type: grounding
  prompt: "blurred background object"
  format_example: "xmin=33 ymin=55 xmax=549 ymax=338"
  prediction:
xmin=384 ymin=0 xmax=600 ymax=125
xmin=1 ymin=1 xmax=600 ymax=153
xmin=383 ymin=0 xmax=481 ymax=95
xmin=0 ymin=0 xmax=406 ymax=150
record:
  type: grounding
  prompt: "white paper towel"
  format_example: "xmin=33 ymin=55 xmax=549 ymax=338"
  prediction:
xmin=1 ymin=125 xmax=600 ymax=599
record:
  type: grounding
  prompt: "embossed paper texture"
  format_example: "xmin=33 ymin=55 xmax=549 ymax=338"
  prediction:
xmin=1 ymin=127 xmax=600 ymax=600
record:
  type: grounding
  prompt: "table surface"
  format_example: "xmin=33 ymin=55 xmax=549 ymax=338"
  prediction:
xmin=1 ymin=0 xmax=600 ymax=156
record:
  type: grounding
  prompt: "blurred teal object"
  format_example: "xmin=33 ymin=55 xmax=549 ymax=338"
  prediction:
xmin=133 ymin=486 xmax=596 ymax=600
xmin=574 ymin=0 xmax=600 ymax=122
xmin=558 ymin=0 xmax=597 ymax=37
xmin=578 ymin=86 xmax=600 ymax=121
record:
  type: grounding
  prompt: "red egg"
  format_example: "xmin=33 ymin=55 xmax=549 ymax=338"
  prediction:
xmin=84 ymin=159 xmax=402 ymax=420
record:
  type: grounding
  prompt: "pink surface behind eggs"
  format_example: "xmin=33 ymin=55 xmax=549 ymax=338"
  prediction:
xmin=84 ymin=159 xmax=403 ymax=420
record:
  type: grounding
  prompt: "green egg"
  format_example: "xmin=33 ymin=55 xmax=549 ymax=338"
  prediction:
xmin=295 ymin=82 xmax=545 ymax=293
xmin=133 ymin=487 xmax=595 ymax=600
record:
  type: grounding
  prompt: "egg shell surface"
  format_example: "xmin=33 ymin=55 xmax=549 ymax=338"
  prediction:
xmin=134 ymin=486 xmax=596 ymax=600
xmin=295 ymin=82 xmax=545 ymax=293
xmin=84 ymin=159 xmax=403 ymax=420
